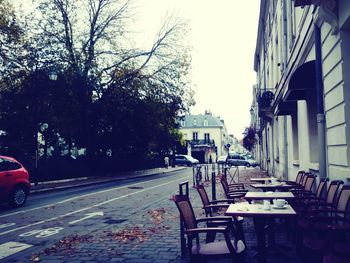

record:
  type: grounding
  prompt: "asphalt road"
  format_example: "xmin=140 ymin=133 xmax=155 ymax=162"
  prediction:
xmin=0 ymin=168 xmax=193 ymax=262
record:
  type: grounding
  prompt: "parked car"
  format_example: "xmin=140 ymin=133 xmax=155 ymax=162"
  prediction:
xmin=175 ymin=155 xmax=199 ymax=166
xmin=0 ymin=155 xmax=30 ymax=207
xmin=245 ymin=157 xmax=259 ymax=167
xmin=217 ymin=155 xmax=228 ymax=164
xmin=226 ymin=154 xmax=251 ymax=167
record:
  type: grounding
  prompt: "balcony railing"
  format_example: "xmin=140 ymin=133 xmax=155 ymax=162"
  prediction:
xmin=189 ymin=139 xmax=215 ymax=147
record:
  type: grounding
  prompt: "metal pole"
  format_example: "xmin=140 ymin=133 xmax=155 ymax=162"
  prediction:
xmin=192 ymin=166 xmax=195 ymax=187
xmin=205 ymin=165 xmax=209 ymax=181
xmin=178 ymin=181 xmax=189 ymax=258
xmin=211 ymin=163 xmax=216 ymax=200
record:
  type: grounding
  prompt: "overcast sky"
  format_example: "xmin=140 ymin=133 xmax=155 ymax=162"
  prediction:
xmin=17 ymin=0 xmax=260 ymax=139
xmin=134 ymin=0 xmax=261 ymax=139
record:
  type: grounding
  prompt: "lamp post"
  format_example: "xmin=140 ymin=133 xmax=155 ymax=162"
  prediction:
xmin=35 ymin=69 xmax=56 ymax=170
xmin=250 ymin=107 xmax=255 ymax=125
xmin=49 ymin=69 xmax=58 ymax=81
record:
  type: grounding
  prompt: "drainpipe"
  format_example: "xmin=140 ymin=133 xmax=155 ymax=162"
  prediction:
xmin=283 ymin=0 xmax=289 ymax=180
xmin=314 ymin=24 xmax=327 ymax=179
xmin=283 ymin=117 xmax=289 ymax=180
xmin=271 ymin=120 xmax=275 ymax=176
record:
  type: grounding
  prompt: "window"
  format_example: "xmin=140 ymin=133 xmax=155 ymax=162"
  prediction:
xmin=204 ymin=133 xmax=210 ymax=142
xmin=193 ymin=118 xmax=197 ymax=126
xmin=193 ymin=132 xmax=198 ymax=141
xmin=203 ymin=119 xmax=208 ymax=126
xmin=0 ymin=158 xmax=21 ymax=172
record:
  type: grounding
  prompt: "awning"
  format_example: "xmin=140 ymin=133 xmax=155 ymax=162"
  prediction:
xmin=294 ymin=0 xmax=317 ymax=7
xmin=275 ymin=101 xmax=297 ymax=116
xmin=284 ymin=60 xmax=316 ymax=101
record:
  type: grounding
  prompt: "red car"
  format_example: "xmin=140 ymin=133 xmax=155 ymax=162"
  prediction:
xmin=0 ymin=155 xmax=30 ymax=207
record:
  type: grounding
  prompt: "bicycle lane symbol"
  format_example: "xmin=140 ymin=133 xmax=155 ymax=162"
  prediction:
xmin=19 ymin=227 xmax=64 ymax=238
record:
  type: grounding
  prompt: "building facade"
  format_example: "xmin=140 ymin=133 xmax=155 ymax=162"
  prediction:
xmin=179 ymin=112 xmax=232 ymax=163
xmin=252 ymin=0 xmax=350 ymax=183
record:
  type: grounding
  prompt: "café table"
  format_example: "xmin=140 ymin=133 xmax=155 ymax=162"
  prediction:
xmin=225 ymin=203 xmax=297 ymax=263
xmin=250 ymin=182 xmax=296 ymax=192
xmin=244 ymin=191 xmax=295 ymax=203
xmin=250 ymin=177 xmax=278 ymax=184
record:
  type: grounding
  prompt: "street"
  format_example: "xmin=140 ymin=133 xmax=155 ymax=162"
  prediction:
xmin=0 ymin=168 xmax=193 ymax=262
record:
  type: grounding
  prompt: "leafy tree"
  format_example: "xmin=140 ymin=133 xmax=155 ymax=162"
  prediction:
xmin=242 ymin=126 xmax=257 ymax=152
xmin=0 ymin=0 xmax=194 ymax=173
xmin=0 ymin=70 xmax=55 ymax=165
xmin=0 ymin=0 xmax=26 ymax=80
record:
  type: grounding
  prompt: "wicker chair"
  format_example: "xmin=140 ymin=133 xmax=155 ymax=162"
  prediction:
xmin=283 ymin=170 xmax=306 ymax=186
xmin=173 ymin=194 xmax=245 ymax=262
xmin=196 ymin=185 xmax=245 ymax=243
xmin=220 ymin=176 xmax=248 ymax=199
xmin=292 ymin=178 xmax=329 ymax=215
xmin=290 ymin=173 xmax=316 ymax=194
xmin=301 ymin=185 xmax=350 ymax=262
xmin=296 ymin=180 xmax=344 ymax=253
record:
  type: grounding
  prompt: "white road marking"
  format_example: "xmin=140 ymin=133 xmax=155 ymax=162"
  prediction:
xmin=0 ymin=242 xmax=32 ymax=260
xmin=19 ymin=227 xmax=64 ymax=238
xmin=35 ymin=227 xmax=64 ymax=238
xmin=19 ymin=229 xmax=42 ymax=237
xmin=0 ymin=223 xmax=16 ymax=229
xmin=69 ymin=211 xmax=104 ymax=225
xmin=0 ymin=177 xmax=186 ymax=236
xmin=0 ymin=173 xmax=187 ymax=219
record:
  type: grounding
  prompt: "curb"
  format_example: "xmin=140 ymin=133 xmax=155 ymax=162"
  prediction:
xmin=30 ymin=166 xmax=187 ymax=195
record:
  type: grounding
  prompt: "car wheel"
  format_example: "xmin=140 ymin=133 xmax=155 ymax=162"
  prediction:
xmin=245 ymin=163 xmax=251 ymax=167
xmin=9 ymin=186 xmax=28 ymax=207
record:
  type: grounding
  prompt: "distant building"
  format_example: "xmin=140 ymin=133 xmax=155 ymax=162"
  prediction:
xmin=228 ymin=134 xmax=245 ymax=154
xmin=178 ymin=111 xmax=231 ymax=163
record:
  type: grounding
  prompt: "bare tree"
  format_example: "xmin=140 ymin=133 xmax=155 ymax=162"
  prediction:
xmin=29 ymin=0 xmax=191 ymax=94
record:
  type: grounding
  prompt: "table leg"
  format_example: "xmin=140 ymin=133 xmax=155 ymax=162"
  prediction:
xmin=253 ymin=217 xmax=267 ymax=263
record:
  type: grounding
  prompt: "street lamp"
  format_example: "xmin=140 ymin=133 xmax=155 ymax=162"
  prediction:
xmin=49 ymin=69 xmax=57 ymax=81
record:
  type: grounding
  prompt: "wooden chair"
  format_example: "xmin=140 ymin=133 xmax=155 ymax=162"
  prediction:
xmin=283 ymin=170 xmax=306 ymax=186
xmin=301 ymin=185 xmax=350 ymax=262
xmin=196 ymin=185 xmax=245 ymax=243
xmin=220 ymin=176 xmax=248 ymax=200
xmin=291 ymin=173 xmax=317 ymax=197
xmin=292 ymin=178 xmax=329 ymax=215
xmin=323 ymin=242 xmax=350 ymax=263
xmin=173 ymin=194 xmax=245 ymax=262
xmin=296 ymin=180 xmax=344 ymax=252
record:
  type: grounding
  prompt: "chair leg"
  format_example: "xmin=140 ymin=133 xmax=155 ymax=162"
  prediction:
xmin=235 ymin=221 xmax=246 ymax=244
xmin=206 ymin=231 xmax=216 ymax=243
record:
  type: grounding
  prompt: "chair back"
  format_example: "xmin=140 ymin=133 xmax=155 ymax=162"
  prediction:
xmin=303 ymin=174 xmax=317 ymax=192
xmin=173 ymin=195 xmax=198 ymax=233
xmin=300 ymin=172 xmax=311 ymax=187
xmin=315 ymin=178 xmax=329 ymax=198
xmin=295 ymin=170 xmax=306 ymax=184
xmin=220 ymin=177 xmax=229 ymax=194
xmin=335 ymin=185 xmax=350 ymax=218
xmin=196 ymin=185 xmax=211 ymax=216
xmin=326 ymin=180 xmax=344 ymax=206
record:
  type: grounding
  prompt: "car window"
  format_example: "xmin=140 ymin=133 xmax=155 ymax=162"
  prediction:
xmin=0 ymin=158 xmax=6 ymax=172
xmin=0 ymin=158 xmax=21 ymax=172
xmin=176 ymin=156 xmax=184 ymax=160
